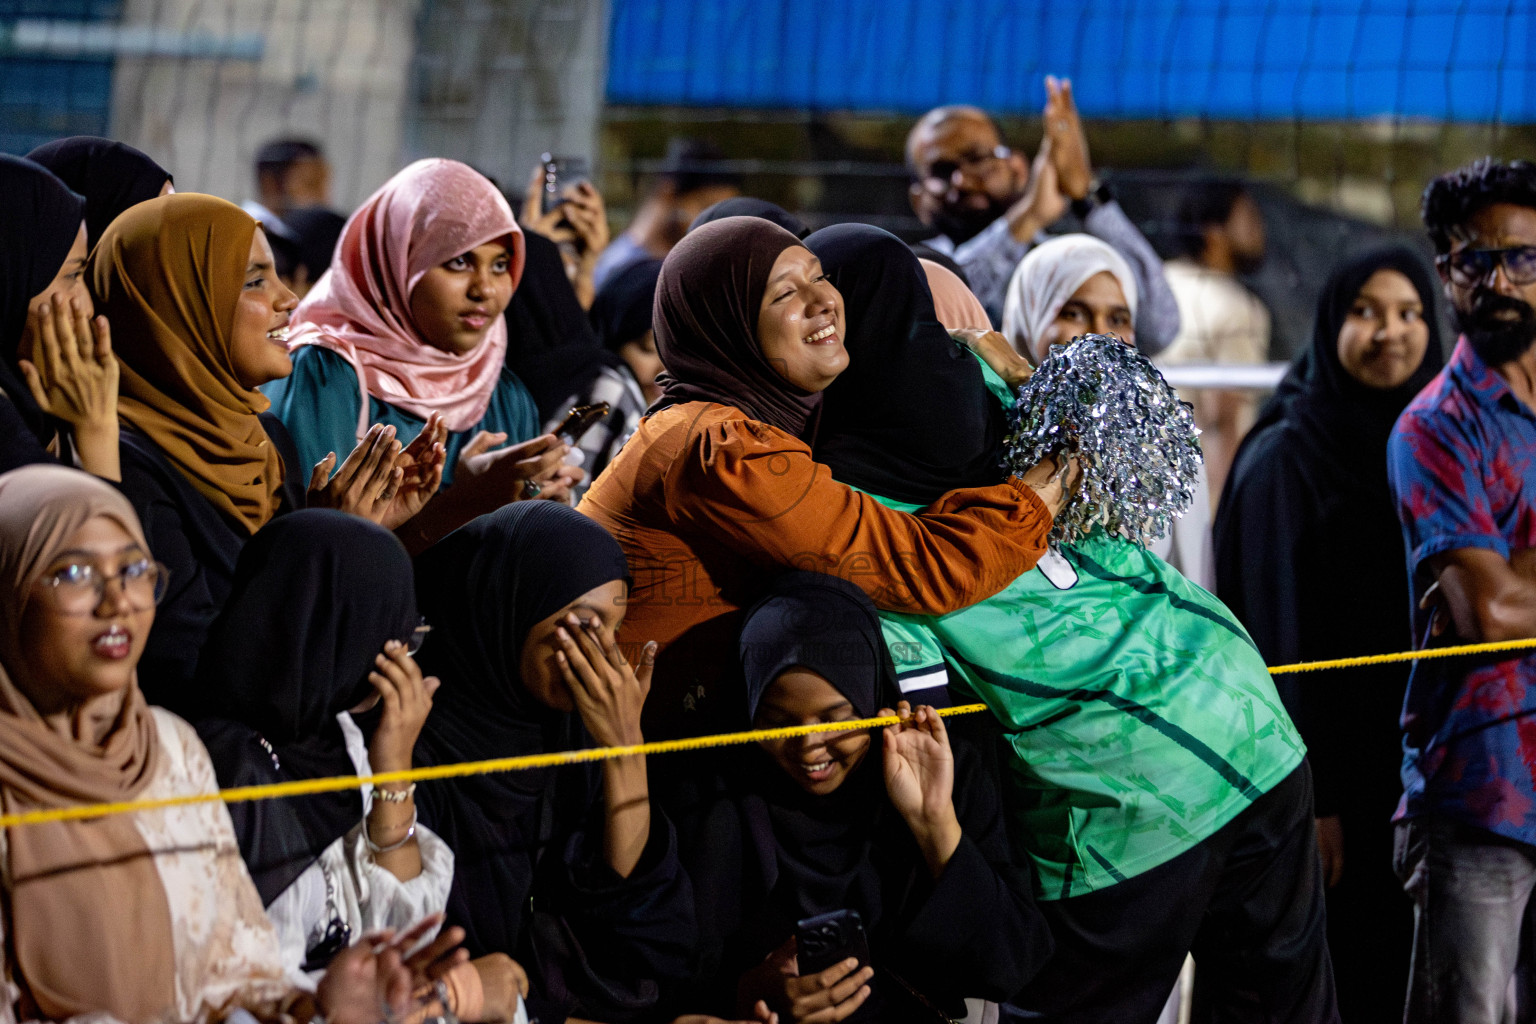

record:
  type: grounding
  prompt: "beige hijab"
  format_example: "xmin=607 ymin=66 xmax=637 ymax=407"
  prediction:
xmin=0 ymin=465 xmax=175 ymax=1022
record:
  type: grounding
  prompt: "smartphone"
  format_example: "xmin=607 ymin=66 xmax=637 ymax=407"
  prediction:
xmin=555 ymin=402 xmax=610 ymax=445
xmin=796 ymin=909 xmax=872 ymax=978
xmin=540 ymin=153 xmax=591 ymax=215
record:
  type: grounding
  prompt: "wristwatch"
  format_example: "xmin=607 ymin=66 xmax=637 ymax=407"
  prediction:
xmin=1072 ymin=179 xmax=1114 ymax=220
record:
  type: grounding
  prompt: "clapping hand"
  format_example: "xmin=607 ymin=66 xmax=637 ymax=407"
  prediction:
xmin=881 ymin=702 xmax=963 ymax=877
xmin=1043 ymin=75 xmax=1093 ymax=201
xmin=453 ymin=431 xmax=581 ymax=511
xmin=307 ymin=423 xmax=404 ymax=522
xmin=379 ymin=414 xmax=448 ymax=529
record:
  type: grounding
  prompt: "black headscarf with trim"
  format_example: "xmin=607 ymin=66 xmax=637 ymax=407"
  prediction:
xmin=740 ymin=571 xmax=902 ymax=923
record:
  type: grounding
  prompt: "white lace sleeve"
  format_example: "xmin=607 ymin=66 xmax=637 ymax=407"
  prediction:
xmin=142 ymin=711 xmax=309 ymax=1019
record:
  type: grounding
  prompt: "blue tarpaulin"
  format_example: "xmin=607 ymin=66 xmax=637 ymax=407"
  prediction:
xmin=607 ymin=0 xmax=1536 ymax=123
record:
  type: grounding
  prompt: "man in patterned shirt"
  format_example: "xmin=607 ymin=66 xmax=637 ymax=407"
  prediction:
xmin=905 ymin=76 xmax=1179 ymax=352
xmin=1387 ymin=158 xmax=1536 ymax=1024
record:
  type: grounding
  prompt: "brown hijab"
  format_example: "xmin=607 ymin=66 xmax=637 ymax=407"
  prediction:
xmin=0 ymin=465 xmax=175 ymax=1022
xmin=92 ymin=193 xmax=284 ymax=534
xmin=652 ymin=215 xmax=822 ymax=438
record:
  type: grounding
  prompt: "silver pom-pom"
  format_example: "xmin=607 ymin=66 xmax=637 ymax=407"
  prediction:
xmin=1003 ymin=333 xmax=1203 ymax=548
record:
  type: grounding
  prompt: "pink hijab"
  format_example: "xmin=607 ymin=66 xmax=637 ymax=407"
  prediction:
xmin=288 ymin=159 xmax=525 ymax=434
xmin=920 ymin=259 xmax=992 ymax=332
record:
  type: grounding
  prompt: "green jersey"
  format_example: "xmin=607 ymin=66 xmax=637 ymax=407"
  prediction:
xmin=872 ymin=359 xmax=1305 ymax=900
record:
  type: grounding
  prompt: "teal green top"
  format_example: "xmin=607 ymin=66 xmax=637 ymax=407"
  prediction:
xmin=263 ymin=345 xmax=540 ymax=486
xmin=865 ymin=358 xmax=1305 ymax=900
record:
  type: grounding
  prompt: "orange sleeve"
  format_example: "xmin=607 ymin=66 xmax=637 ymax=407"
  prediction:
xmin=666 ymin=416 xmax=1051 ymax=614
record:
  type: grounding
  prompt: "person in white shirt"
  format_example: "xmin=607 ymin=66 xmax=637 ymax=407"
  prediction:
xmin=1157 ymin=181 xmax=1273 ymax=508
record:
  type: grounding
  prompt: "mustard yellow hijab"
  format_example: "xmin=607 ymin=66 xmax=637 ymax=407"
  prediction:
xmin=92 ymin=194 xmax=284 ymax=534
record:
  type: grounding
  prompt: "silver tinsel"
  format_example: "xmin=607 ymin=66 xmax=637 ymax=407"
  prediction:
xmin=1003 ymin=333 xmax=1204 ymax=547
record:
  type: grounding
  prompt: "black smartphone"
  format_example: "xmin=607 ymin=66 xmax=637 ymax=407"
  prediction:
xmin=540 ymin=153 xmax=591 ymax=215
xmin=556 ymin=402 xmax=610 ymax=445
xmin=796 ymin=908 xmax=872 ymax=978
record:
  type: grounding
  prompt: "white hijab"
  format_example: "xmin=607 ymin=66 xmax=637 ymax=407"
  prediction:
xmin=1002 ymin=234 xmax=1138 ymax=363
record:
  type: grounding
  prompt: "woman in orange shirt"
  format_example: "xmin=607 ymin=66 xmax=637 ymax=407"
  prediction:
xmin=579 ymin=215 xmax=1070 ymax=738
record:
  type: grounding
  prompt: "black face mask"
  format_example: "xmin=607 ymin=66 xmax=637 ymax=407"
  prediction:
xmin=1456 ymin=288 xmax=1536 ymax=366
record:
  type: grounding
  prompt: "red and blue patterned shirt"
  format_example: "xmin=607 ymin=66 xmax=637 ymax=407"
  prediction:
xmin=1387 ymin=337 xmax=1536 ymax=843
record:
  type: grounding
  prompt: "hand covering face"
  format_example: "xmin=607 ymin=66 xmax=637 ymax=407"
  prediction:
xmin=0 ymin=156 xmax=86 ymax=441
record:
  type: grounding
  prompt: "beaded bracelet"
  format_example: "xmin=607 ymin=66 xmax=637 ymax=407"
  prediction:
xmin=373 ymin=782 xmax=416 ymax=804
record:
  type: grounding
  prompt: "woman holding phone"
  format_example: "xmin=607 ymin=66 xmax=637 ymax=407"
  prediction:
xmin=658 ymin=572 xmax=1046 ymax=1022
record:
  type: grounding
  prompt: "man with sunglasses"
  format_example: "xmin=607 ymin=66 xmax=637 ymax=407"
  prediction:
xmin=1387 ymin=157 xmax=1536 ymax=1023
xmin=904 ymin=77 xmax=1178 ymax=352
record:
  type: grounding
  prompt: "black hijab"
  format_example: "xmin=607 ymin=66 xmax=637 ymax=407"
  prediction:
xmin=1228 ymin=245 xmax=1445 ymax=500
xmin=652 ymin=216 xmax=821 ymax=438
xmin=590 ymin=258 xmax=663 ymax=352
xmin=690 ymin=197 xmax=808 ymax=238
xmin=26 ymin=137 xmax=172 ymax=251
xmin=503 ymin=230 xmax=624 ymax=422
xmin=412 ymin=500 xmax=630 ymax=957
xmin=192 ymin=510 xmax=418 ymax=905
xmin=1215 ymin=246 xmax=1444 ymax=667
xmin=0 ymin=155 xmax=86 ymax=445
xmin=739 ymin=572 xmax=903 ymax=924
xmin=806 ymin=223 xmax=1006 ymax=505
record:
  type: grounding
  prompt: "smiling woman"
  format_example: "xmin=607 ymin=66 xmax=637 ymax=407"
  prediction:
xmin=655 ymin=571 xmax=1047 ymax=1021
xmin=578 ymin=215 xmax=1070 ymax=740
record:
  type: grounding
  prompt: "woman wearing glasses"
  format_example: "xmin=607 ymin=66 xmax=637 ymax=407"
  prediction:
xmin=1214 ymin=247 xmax=1443 ymax=1021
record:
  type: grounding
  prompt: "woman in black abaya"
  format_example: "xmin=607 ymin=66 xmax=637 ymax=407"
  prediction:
xmin=1214 ymin=245 xmax=1444 ymax=1024
xmin=660 ymin=572 xmax=1045 ymax=1023
xmin=411 ymin=501 xmax=692 ymax=1024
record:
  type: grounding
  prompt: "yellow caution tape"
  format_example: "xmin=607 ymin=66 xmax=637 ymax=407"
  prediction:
xmin=1265 ymin=636 xmax=1536 ymax=675
xmin=5 ymin=635 xmax=1536 ymax=831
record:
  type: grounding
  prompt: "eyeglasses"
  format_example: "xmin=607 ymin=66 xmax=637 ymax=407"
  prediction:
xmin=405 ymin=618 xmax=431 ymax=657
xmin=1437 ymin=246 xmax=1536 ymax=287
xmin=916 ymin=146 xmax=1012 ymax=195
xmin=39 ymin=558 xmax=169 ymax=615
